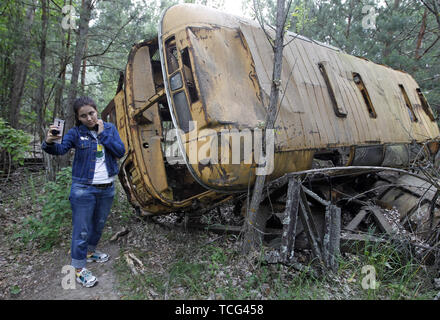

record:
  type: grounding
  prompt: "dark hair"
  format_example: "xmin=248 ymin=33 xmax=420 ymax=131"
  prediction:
xmin=73 ymin=96 xmax=97 ymax=126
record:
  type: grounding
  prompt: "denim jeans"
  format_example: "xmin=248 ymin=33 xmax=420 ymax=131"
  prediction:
xmin=69 ymin=182 xmax=115 ymax=269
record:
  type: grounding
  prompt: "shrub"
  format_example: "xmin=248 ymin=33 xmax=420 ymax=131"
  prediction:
xmin=14 ymin=167 xmax=72 ymax=251
xmin=0 ymin=117 xmax=31 ymax=172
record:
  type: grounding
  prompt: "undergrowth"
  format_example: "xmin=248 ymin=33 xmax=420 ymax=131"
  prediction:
xmin=12 ymin=167 xmax=72 ymax=251
xmin=114 ymin=227 xmax=439 ymax=300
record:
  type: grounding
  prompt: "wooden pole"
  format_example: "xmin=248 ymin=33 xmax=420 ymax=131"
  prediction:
xmin=280 ymin=178 xmax=301 ymax=263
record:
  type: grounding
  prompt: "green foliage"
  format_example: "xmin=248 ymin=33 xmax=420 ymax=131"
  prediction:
xmin=0 ymin=117 xmax=31 ymax=167
xmin=206 ymin=245 xmax=228 ymax=275
xmin=112 ymin=182 xmax=135 ymax=223
xmin=289 ymin=0 xmax=317 ymax=34
xmin=337 ymin=233 xmax=434 ymax=300
xmin=169 ymin=260 xmax=206 ymax=295
xmin=89 ymin=0 xmax=178 ymax=110
xmin=13 ymin=167 xmax=72 ymax=251
xmin=9 ymin=285 xmax=21 ymax=296
xmin=2 ymin=0 xmax=438 ymax=135
xmin=114 ymin=231 xmax=436 ymax=300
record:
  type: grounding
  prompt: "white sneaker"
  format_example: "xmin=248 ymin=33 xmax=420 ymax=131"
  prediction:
xmin=87 ymin=251 xmax=109 ymax=263
xmin=76 ymin=268 xmax=98 ymax=287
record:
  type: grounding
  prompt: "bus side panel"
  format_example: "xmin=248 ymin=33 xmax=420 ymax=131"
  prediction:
xmin=113 ymin=90 xmax=129 ymax=153
xmin=126 ymin=44 xmax=170 ymax=200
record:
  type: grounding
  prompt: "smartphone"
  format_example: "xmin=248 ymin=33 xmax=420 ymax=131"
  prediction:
xmin=52 ymin=118 xmax=65 ymax=144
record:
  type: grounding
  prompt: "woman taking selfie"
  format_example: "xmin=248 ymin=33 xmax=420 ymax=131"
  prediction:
xmin=42 ymin=96 xmax=125 ymax=287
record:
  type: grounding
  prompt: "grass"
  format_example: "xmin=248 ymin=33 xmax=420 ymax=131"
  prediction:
xmin=168 ymin=260 xmax=207 ymax=297
xmin=112 ymin=182 xmax=135 ymax=224
xmin=3 ymin=169 xmax=437 ymax=300
xmin=336 ymin=233 xmax=437 ymax=300
xmin=10 ymin=167 xmax=72 ymax=252
xmin=114 ymin=239 xmax=323 ymax=300
xmin=114 ymin=226 xmax=439 ymax=300
xmin=6 ymin=169 xmax=134 ymax=253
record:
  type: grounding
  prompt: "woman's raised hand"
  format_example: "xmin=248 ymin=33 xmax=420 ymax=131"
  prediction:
xmin=46 ymin=124 xmax=61 ymax=143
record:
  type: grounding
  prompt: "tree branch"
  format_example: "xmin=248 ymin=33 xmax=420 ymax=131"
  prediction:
xmin=252 ymin=0 xmax=275 ymax=49
xmin=83 ymin=14 xmax=135 ymax=59
xmin=417 ymin=35 xmax=440 ymax=60
xmin=420 ymin=0 xmax=440 ymax=28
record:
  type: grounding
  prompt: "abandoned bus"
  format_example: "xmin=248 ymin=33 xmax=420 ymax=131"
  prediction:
xmin=102 ymin=4 xmax=440 ymax=215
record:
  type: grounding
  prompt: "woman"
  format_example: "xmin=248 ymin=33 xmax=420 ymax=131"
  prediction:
xmin=42 ymin=96 xmax=125 ymax=287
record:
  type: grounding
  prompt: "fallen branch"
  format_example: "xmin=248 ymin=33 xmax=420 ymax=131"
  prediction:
xmin=110 ymin=227 xmax=129 ymax=242
xmin=124 ymin=253 xmax=138 ymax=275
xmin=124 ymin=252 xmax=145 ymax=275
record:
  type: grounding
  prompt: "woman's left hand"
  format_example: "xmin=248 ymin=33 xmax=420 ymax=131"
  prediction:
xmin=97 ymin=119 xmax=104 ymax=134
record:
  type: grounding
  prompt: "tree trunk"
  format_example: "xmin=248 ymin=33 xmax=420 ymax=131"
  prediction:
xmin=36 ymin=0 xmax=48 ymax=138
xmin=65 ymin=0 xmax=93 ymax=131
xmin=54 ymin=0 xmax=72 ymax=121
xmin=345 ymin=0 xmax=355 ymax=39
xmin=0 ymin=23 xmax=14 ymax=120
xmin=81 ymin=40 xmax=88 ymax=92
xmin=35 ymin=0 xmax=56 ymax=181
xmin=242 ymin=0 xmax=289 ymax=254
xmin=60 ymin=0 xmax=93 ymax=169
xmin=416 ymin=8 xmax=428 ymax=60
xmin=8 ymin=0 xmax=37 ymax=128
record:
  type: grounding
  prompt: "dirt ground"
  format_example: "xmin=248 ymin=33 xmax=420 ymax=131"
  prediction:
xmin=0 ymin=217 xmax=122 ymax=300
xmin=0 ymin=175 xmax=309 ymax=301
xmin=0 ymin=167 xmax=125 ymax=300
xmin=17 ymin=243 xmax=121 ymax=300
xmin=1 ymin=168 xmax=440 ymax=300
xmin=0 ymin=167 xmax=249 ymax=300
xmin=0 ymin=202 xmax=249 ymax=300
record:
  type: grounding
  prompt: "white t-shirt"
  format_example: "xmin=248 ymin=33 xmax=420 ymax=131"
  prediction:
xmin=90 ymin=130 xmax=115 ymax=184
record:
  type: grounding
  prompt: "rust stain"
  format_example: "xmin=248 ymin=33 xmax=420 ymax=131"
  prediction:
xmin=107 ymin=4 xmax=440 ymax=215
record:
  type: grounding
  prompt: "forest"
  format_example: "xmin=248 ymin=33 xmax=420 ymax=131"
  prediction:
xmin=1 ymin=0 xmax=440 ymax=301
xmin=1 ymin=0 xmax=439 ymax=172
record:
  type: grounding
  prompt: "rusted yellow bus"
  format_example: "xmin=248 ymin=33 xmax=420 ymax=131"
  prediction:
xmin=102 ymin=4 xmax=440 ymax=215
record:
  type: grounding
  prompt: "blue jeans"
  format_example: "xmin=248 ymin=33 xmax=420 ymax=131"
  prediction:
xmin=69 ymin=182 xmax=115 ymax=269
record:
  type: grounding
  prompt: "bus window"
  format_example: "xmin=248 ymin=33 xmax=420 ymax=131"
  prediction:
xmin=416 ymin=88 xmax=435 ymax=121
xmin=318 ymin=62 xmax=347 ymax=118
xmin=165 ymin=37 xmax=179 ymax=74
xmin=353 ymin=72 xmax=377 ymax=118
xmin=181 ymin=47 xmax=199 ymax=103
xmin=399 ymin=84 xmax=418 ymax=122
